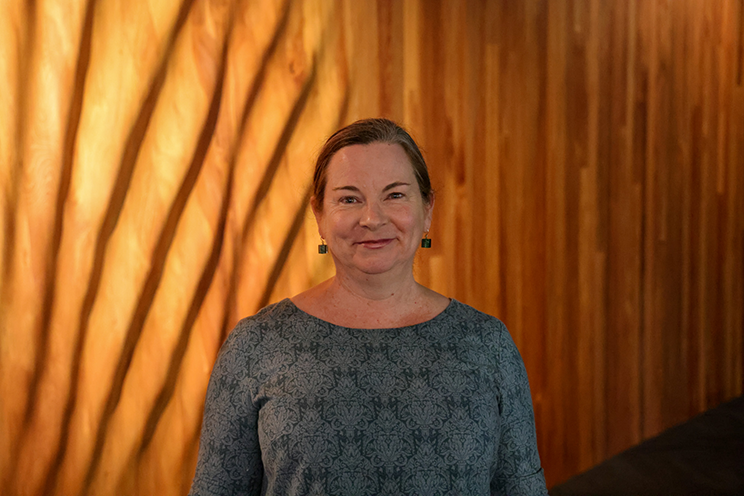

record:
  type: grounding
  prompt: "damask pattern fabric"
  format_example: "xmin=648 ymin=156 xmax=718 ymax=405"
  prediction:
xmin=189 ymin=298 xmax=547 ymax=496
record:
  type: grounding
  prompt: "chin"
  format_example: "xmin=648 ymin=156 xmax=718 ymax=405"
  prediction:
xmin=352 ymin=255 xmax=413 ymax=276
xmin=354 ymin=262 xmax=396 ymax=275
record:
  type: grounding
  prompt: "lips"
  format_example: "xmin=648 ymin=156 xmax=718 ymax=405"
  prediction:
xmin=357 ymin=238 xmax=394 ymax=249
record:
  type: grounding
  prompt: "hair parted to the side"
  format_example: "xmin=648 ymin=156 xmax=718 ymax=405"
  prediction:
xmin=312 ymin=118 xmax=433 ymax=211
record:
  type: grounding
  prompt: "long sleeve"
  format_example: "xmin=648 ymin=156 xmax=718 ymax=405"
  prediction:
xmin=490 ymin=323 xmax=547 ymax=496
xmin=189 ymin=329 xmax=263 ymax=496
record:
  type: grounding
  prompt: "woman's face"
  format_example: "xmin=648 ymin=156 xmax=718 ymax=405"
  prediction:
xmin=314 ymin=142 xmax=433 ymax=279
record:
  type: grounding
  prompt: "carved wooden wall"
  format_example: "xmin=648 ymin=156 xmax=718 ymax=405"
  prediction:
xmin=0 ymin=0 xmax=742 ymax=493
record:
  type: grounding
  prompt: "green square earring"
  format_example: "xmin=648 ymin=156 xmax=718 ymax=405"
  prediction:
xmin=318 ymin=238 xmax=328 ymax=254
xmin=421 ymin=231 xmax=431 ymax=248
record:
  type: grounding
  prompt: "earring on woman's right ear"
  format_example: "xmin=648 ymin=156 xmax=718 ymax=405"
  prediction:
xmin=318 ymin=237 xmax=328 ymax=254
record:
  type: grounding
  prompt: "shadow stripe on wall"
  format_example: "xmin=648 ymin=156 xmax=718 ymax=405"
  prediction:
xmin=82 ymin=4 xmax=236 ymax=494
xmin=40 ymin=1 xmax=198 ymax=495
xmin=14 ymin=0 xmax=96 ymax=493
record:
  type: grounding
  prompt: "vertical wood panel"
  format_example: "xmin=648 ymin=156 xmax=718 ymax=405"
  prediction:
xmin=593 ymin=0 xmax=612 ymax=466
xmin=565 ymin=0 xmax=588 ymax=474
xmin=544 ymin=0 xmax=569 ymax=479
xmin=0 ymin=1 xmax=88 ymax=493
xmin=615 ymin=0 xmax=645 ymax=457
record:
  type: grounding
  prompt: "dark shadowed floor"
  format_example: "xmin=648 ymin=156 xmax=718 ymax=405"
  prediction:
xmin=550 ymin=395 xmax=744 ymax=496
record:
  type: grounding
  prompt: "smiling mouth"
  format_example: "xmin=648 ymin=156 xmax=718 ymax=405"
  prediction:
xmin=358 ymin=239 xmax=393 ymax=248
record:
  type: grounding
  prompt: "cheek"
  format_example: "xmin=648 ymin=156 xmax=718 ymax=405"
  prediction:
xmin=390 ymin=205 xmax=426 ymax=230
xmin=325 ymin=211 xmax=359 ymax=236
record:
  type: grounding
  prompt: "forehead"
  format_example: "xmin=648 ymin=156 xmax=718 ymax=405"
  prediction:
xmin=326 ymin=142 xmax=415 ymax=185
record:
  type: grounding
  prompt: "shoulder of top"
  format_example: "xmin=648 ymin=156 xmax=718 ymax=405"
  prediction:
xmin=226 ymin=298 xmax=299 ymax=338
xmin=448 ymin=299 xmax=507 ymax=329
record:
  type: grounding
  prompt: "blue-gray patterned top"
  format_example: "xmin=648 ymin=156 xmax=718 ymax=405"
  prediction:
xmin=189 ymin=298 xmax=547 ymax=496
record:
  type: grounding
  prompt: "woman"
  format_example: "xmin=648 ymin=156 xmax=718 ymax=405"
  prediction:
xmin=189 ymin=118 xmax=547 ymax=496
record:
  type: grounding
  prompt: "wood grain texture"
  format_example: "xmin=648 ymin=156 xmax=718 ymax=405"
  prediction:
xmin=0 ymin=0 xmax=741 ymax=493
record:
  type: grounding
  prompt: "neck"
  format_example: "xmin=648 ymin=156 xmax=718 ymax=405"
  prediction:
xmin=330 ymin=269 xmax=422 ymax=304
xmin=291 ymin=264 xmax=448 ymax=328
xmin=312 ymin=274 xmax=430 ymax=328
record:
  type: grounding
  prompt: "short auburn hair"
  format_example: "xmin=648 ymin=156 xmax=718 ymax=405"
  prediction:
xmin=312 ymin=118 xmax=433 ymax=211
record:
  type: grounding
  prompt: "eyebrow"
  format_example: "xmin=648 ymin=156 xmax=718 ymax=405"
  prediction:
xmin=332 ymin=181 xmax=411 ymax=192
xmin=383 ymin=181 xmax=410 ymax=191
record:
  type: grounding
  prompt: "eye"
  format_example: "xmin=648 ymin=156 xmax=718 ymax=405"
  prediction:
xmin=339 ymin=196 xmax=359 ymax=204
xmin=388 ymin=192 xmax=404 ymax=199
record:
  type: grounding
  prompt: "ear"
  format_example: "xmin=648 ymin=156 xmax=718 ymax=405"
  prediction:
xmin=311 ymin=196 xmax=324 ymax=237
xmin=424 ymin=193 xmax=435 ymax=232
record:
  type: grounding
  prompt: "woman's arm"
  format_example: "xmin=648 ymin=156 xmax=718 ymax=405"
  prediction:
xmin=490 ymin=323 xmax=548 ymax=496
xmin=189 ymin=329 xmax=263 ymax=496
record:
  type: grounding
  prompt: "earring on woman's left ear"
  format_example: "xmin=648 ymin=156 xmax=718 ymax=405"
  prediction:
xmin=318 ymin=237 xmax=328 ymax=254
xmin=421 ymin=231 xmax=431 ymax=248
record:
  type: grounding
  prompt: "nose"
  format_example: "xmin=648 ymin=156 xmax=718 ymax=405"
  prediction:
xmin=359 ymin=200 xmax=387 ymax=229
